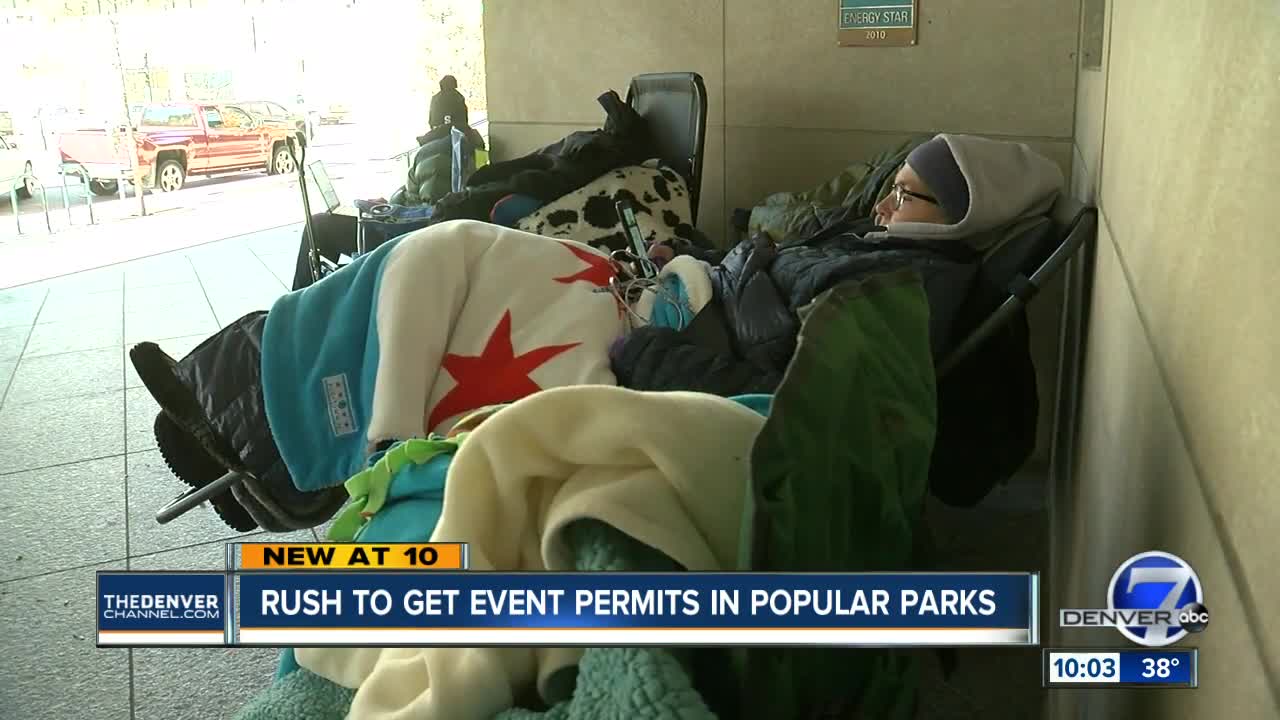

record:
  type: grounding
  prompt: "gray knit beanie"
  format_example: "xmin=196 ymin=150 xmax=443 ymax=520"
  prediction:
xmin=905 ymin=137 xmax=970 ymax=224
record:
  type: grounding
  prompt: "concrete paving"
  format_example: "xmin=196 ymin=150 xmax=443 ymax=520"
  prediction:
xmin=0 ymin=223 xmax=314 ymax=720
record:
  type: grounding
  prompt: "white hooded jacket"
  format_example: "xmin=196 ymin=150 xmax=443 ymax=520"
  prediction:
xmin=866 ymin=133 xmax=1065 ymax=251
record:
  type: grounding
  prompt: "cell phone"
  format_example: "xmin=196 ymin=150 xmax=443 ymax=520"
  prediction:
xmin=615 ymin=200 xmax=655 ymax=278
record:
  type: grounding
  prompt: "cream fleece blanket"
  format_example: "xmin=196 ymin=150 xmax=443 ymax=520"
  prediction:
xmin=295 ymin=385 xmax=765 ymax=720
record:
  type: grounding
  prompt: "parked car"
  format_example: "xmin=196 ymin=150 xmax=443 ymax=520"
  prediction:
xmin=0 ymin=135 xmax=38 ymax=199
xmin=236 ymin=99 xmax=316 ymax=141
xmin=56 ymin=102 xmax=298 ymax=195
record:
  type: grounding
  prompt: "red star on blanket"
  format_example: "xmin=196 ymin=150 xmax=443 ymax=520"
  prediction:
xmin=426 ymin=311 xmax=581 ymax=432
xmin=553 ymin=242 xmax=616 ymax=288
xmin=552 ymin=241 xmax=629 ymax=320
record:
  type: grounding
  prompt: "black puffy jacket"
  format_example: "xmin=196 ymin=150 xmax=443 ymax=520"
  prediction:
xmin=613 ymin=229 xmax=980 ymax=396
xmin=429 ymin=90 xmax=654 ymax=223
xmin=390 ymin=124 xmax=488 ymax=207
xmin=429 ymin=88 xmax=469 ymax=130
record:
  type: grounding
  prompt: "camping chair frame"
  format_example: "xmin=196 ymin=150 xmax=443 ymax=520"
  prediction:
xmin=936 ymin=198 xmax=1097 ymax=377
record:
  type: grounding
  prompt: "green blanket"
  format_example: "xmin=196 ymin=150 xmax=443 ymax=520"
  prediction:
xmin=232 ymin=520 xmax=717 ymax=720
xmin=741 ymin=268 xmax=938 ymax=718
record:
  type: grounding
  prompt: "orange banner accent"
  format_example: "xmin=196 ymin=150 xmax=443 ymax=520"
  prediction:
xmin=238 ymin=543 xmax=465 ymax=570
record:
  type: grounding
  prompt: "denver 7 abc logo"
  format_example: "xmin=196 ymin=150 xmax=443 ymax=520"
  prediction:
xmin=1060 ymin=551 xmax=1210 ymax=647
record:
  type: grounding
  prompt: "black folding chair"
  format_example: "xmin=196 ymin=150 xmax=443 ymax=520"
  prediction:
xmin=937 ymin=197 xmax=1097 ymax=377
xmin=919 ymin=196 xmax=1097 ymax=510
xmin=625 ymin=72 xmax=708 ymax=225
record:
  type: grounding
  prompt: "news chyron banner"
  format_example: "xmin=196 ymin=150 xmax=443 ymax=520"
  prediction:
xmin=97 ymin=542 xmax=1041 ymax=647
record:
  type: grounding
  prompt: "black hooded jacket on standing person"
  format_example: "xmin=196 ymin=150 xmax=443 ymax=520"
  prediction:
xmin=429 ymin=75 xmax=469 ymax=130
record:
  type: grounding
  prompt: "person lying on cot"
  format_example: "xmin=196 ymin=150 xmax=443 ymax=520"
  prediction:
xmin=611 ymin=133 xmax=1066 ymax=395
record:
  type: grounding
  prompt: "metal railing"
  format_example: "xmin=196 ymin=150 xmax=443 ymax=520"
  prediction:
xmin=9 ymin=172 xmax=51 ymax=235
xmin=59 ymin=163 xmax=96 ymax=226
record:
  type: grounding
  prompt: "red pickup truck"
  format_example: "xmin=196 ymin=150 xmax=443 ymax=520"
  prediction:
xmin=58 ymin=102 xmax=299 ymax=195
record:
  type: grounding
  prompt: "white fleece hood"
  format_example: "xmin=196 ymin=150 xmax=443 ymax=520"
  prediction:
xmin=869 ymin=133 xmax=1065 ymax=250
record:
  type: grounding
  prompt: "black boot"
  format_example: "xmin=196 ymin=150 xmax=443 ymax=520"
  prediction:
xmin=131 ymin=320 xmax=346 ymax=533
xmin=130 ymin=341 xmax=245 ymax=474
xmin=153 ymin=412 xmax=258 ymax=532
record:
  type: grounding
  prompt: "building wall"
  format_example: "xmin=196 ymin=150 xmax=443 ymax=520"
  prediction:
xmin=483 ymin=0 xmax=1080 ymax=244
xmin=1052 ymin=0 xmax=1280 ymax=716
xmin=482 ymin=0 xmax=1082 ymax=467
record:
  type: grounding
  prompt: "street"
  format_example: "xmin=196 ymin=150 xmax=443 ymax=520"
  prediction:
xmin=0 ymin=119 xmax=476 ymax=288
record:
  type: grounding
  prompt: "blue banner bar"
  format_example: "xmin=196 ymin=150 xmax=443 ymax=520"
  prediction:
xmin=238 ymin=572 xmax=1034 ymax=630
xmin=1119 ymin=649 xmax=1197 ymax=686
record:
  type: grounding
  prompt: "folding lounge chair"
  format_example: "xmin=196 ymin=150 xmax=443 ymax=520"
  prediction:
xmin=922 ymin=196 xmax=1097 ymax=510
xmin=936 ymin=197 xmax=1097 ymax=377
xmin=625 ymin=72 xmax=708 ymax=225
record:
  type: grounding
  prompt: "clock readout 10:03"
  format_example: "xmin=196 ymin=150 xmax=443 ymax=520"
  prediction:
xmin=1048 ymin=652 xmax=1121 ymax=682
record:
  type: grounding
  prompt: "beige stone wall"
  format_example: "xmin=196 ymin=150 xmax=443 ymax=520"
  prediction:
xmin=482 ymin=0 xmax=1081 ymax=468
xmin=483 ymin=0 xmax=1080 ymax=244
xmin=1053 ymin=0 xmax=1280 ymax=716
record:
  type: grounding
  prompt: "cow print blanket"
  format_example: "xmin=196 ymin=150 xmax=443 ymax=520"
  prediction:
xmin=516 ymin=160 xmax=697 ymax=252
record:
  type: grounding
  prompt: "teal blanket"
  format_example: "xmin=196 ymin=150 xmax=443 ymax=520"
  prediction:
xmin=233 ymin=520 xmax=720 ymax=720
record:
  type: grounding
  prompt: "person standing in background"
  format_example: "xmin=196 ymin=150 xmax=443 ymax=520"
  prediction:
xmin=429 ymin=75 xmax=469 ymax=130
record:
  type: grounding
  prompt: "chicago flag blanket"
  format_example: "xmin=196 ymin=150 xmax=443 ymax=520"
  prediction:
xmin=261 ymin=219 xmax=627 ymax=494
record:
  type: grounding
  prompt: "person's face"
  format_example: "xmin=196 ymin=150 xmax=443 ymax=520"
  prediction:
xmin=874 ymin=163 xmax=951 ymax=226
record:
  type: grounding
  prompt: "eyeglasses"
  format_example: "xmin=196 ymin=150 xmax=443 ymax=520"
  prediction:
xmin=890 ymin=183 xmax=938 ymax=209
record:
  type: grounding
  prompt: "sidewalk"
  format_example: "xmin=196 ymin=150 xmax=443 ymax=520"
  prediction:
xmin=0 ymin=184 xmax=301 ymax=288
xmin=1 ymin=158 xmax=403 ymax=289
xmin=0 ymin=223 xmax=310 ymax=720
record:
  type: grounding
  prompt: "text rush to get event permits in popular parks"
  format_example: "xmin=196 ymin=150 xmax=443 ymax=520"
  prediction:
xmin=96 ymin=542 xmax=1044 ymax=648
